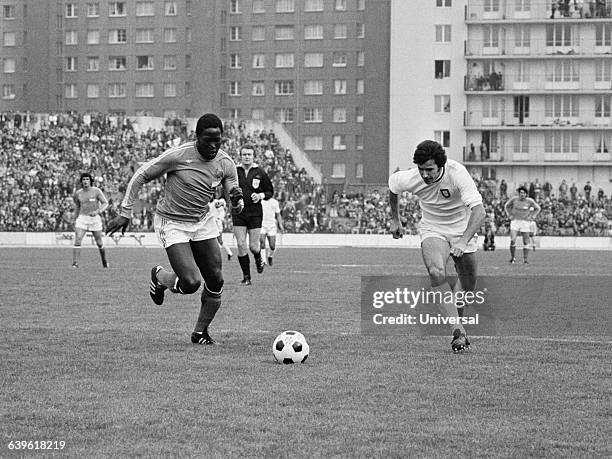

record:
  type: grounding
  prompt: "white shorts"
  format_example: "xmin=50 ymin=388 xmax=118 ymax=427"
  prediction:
xmin=529 ymin=221 xmax=537 ymax=234
xmin=510 ymin=219 xmax=532 ymax=233
xmin=154 ymin=213 xmax=219 ymax=249
xmin=214 ymin=217 xmax=224 ymax=234
xmin=418 ymin=223 xmax=479 ymax=254
xmin=75 ymin=214 xmax=103 ymax=232
xmin=260 ymin=224 xmax=277 ymax=237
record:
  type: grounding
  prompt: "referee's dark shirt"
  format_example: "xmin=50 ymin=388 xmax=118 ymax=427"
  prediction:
xmin=237 ymin=164 xmax=274 ymax=215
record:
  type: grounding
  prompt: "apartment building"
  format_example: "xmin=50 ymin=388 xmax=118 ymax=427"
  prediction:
xmin=391 ymin=0 xmax=611 ymax=192
xmin=0 ymin=0 xmax=391 ymax=186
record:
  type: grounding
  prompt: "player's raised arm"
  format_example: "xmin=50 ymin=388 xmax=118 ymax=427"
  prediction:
xmin=222 ymin=158 xmax=244 ymax=214
xmin=504 ymin=197 xmax=514 ymax=219
xmin=94 ymin=188 xmax=109 ymax=216
xmin=528 ymin=198 xmax=541 ymax=219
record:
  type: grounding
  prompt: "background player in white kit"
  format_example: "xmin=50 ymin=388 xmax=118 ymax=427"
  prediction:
xmin=388 ymin=140 xmax=485 ymax=353
xmin=210 ymin=187 xmax=233 ymax=261
xmin=260 ymin=195 xmax=284 ymax=266
xmin=72 ymin=172 xmax=109 ymax=268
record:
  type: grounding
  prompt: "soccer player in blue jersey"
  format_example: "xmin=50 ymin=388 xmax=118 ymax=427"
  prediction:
xmin=106 ymin=114 xmax=244 ymax=345
xmin=388 ymin=140 xmax=485 ymax=353
xmin=504 ymin=186 xmax=541 ymax=264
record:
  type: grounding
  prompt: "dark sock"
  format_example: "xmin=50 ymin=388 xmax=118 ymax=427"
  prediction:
xmin=195 ymin=285 xmax=222 ymax=332
xmin=99 ymin=247 xmax=107 ymax=264
xmin=238 ymin=255 xmax=250 ymax=278
xmin=510 ymin=245 xmax=516 ymax=258
xmin=523 ymin=247 xmax=529 ymax=261
xmin=253 ymin=251 xmax=262 ymax=264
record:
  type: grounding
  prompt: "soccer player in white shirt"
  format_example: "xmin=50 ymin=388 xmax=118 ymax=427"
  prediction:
xmin=260 ymin=196 xmax=284 ymax=266
xmin=388 ymin=140 xmax=485 ymax=352
xmin=209 ymin=189 xmax=233 ymax=261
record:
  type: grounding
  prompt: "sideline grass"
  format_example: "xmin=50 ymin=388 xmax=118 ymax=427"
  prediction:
xmin=1 ymin=247 xmax=610 ymax=456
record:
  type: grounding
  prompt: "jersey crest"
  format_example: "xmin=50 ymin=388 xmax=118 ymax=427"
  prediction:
xmin=440 ymin=188 xmax=451 ymax=198
xmin=252 ymin=178 xmax=260 ymax=189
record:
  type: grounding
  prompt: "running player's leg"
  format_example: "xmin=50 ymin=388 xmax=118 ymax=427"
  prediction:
xmin=451 ymin=252 xmax=478 ymax=317
xmin=521 ymin=232 xmax=530 ymax=263
xmin=233 ymin=225 xmax=251 ymax=284
xmin=160 ymin=243 xmax=202 ymax=294
xmin=247 ymin=217 xmax=264 ymax=274
xmin=73 ymin=227 xmax=86 ymax=267
xmin=267 ymin=234 xmax=277 ymax=266
xmin=259 ymin=230 xmax=267 ymax=264
xmin=190 ymin=238 xmax=223 ymax=344
xmin=92 ymin=230 xmax=108 ymax=267
xmin=509 ymin=228 xmax=519 ymax=263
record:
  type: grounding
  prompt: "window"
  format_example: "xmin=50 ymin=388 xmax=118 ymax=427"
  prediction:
xmin=252 ymin=109 xmax=265 ymax=120
xmin=275 ymin=26 xmax=294 ymax=40
xmin=229 ymin=81 xmax=241 ymax=96
xmin=2 ymin=84 xmax=15 ymax=99
xmin=230 ymin=54 xmax=241 ymax=69
xmin=515 ymin=0 xmax=530 ymax=13
xmin=87 ymin=84 xmax=99 ymax=98
xmin=109 ymin=56 xmax=127 ymax=70
xmin=252 ymin=54 xmax=265 ymax=68
xmin=230 ymin=26 xmax=242 ymax=41
xmin=334 ymin=80 xmax=347 ymax=95
xmin=164 ymin=55 xmax=176 ymax=70
xmin=137 ymin=56 xmax=154 ymax=70
xmin=434 ymin=95 xmax=451 ymax=112
xmin=437 ymin=0 xmax=452 ymax=6
xmin=164 ymin=83 xmax=177 ymax=97
xmin=434 ymin=130 xmax=450 ymax=148
xmin=253 ymin=0 xmax=265 ymax=13
xmin=252 ymin=81 xmax=265 ymax=96
xmin=65 ymin=84 xmax=78 ymax=99
xmin=595 ymin=59 xmax=612 ymax=82
xmin=544 ymin=132 xmax=578 ymax=154
xmin=305 ymin=0 xmax=324 ymax=12
xmin=252 ymin=26 xmax=265 ymax=41
xmin=136 ymin=2 xmax=154 ymax=16
xmin=136 ymin=83 xmax=154 ymax=97
xmin=484 ymin=0 xmax=500 ymax=13
xmin=356 ymin=135 xmax=364 ymax=150
xmin=87 ymin=57 xmax=99 ymax=71
xmin=276 ymin=0 xmax=294 ymax=13
xmin=435 ymin=60 xmax=451 ymax=78
xmin=355 ymin=163 xmax=364 ymax=179
xmin=230 ymin=0 xmax=241 ymax=13
xmin=164 ymin=29 xmax=177 ymax=43
xmin=108 ymin=83 xmax=126 ymax=98
xmin=546 ymin=24 xmax=572 ymax=47
xmin=356 ymin=51 xmax=365 ymax=67
xmin=66 ymin=4 xmax=78 ymax=17
xmin=356 ymin=23 xmax=365 ymax=38
xmin=304 ymin=53 xmax=323 ymax=68
xmin=333 ymin=108 xmax=346 ymax=122
xmin=165 ymin=1 xmax=177 ymax=15
xmin=483 ymin=25 xmax=499 ymax=48
xmin=275 ymin=80 xmax=294 ymax=95
xmin=332 ymin=52 xmax=347 ymax=67
xmin=304 ymin=80 xmax=323 ymax=95
xmin=304 ymin=25 xmax=323 ymax=40
xmin=595 ymin=96 xmax=611 ymax=118
xmin=335 ymin=0 xmax=347 ymax=10
xmin=275 ymin=108 xmax=294 ymax=123
xmin=355 ymin=106 xmax=364 ymax=123
xmin=304 ymin=136 xmax=323 ymax=150
xmin=331 ymin=163 xmax=346 ymax=178
xmin=435 ymin=25 xmax=451 ymax=42
xmin=334 ymin=24 xmax=348 ymax=39
xmin=3 ymin=58 xmax=15 ymax=73
xmin=514 ymin=25 xmax=531 ymax=48
xmin=333 ymin=135 xmax=347 ymax=150
xmin=109 ymin=2 xmax=126 ymax=16
xmin=136 ymin=29 xmax=154 ymax=43
xmin=87 ymin=3 xmax=100 ymax=17
xmin=356 ymin=79 xmax=364 ymax=94
xmin=547 ymin=60 xmax=578 ymax=82
xmin=596 ymin=134 xmax=609 ymax=154
xmin=357 ymin=0 xmax=365 ymax=10
xmin=185 ymin=55 xmax=191 ymax=69
xmin=65 ymin=57 xmax=77 ymax=72
xmin=186 ymin=28 xmax=192 ymax=42
xmin=304 ymin=108 xmax=322 ymax=123
xmin=65 ymin=31 xmax=78 ymax=45
xmin=87 ymin=30 xmax=100 ymax=45
xmin=513 ymin=132 xmax=530 ymax=154
xmin=3 ymin=5 xmax=15 ymax=19
xmin=3 ymin=32 xmax=16 ymax=47
xmin=275 ymin=53 xmax=294 ymax=68
xmin=185 ymin=82 xmax=191 ymax=97
xmin=595 ymin=24 xmax=612 ymax=47
xmin=109 ymin=29 xmax=127 ymax=44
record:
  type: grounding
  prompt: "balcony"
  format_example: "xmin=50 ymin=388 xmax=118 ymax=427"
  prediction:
xmin=464 ymin=109 xmax=612 ymax=129
xmin=465 ymin=38 xmax=612 ymax=58
xmin=462 ymin=145 xmax=611 ymax=164
xmin=464 ymin=72 xmax=612 ymax=93
xmin=466 ymin=0 xmax=611 ymax=22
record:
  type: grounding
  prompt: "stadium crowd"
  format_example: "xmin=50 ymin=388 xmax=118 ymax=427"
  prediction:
xmin=1 ymin=111 xmax=611 ymax=237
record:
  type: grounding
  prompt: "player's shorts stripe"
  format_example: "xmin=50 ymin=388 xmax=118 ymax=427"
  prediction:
xmin=158 ymin=217 xmax=168 ymax=247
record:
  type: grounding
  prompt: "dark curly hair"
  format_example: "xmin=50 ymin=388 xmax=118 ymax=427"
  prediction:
xmin=413 ymin=140 xmax=447 ymax=168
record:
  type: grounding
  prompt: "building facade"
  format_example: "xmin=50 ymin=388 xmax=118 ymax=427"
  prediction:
xmin=0 ymin=0 xmax=391 ymax=186
xmin=390 ymin=0 xmax=612 ymax=193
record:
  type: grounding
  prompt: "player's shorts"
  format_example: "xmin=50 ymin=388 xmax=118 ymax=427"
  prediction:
xmin=510 ymin=219 xmax=532 ymax=233
xmin=154 ymin=213 xmax=219 ymax=249
xmin=418 ymin=223 xmax=479 ymax=254
xmin=75 ymin=214 xmax=103 ymax=232
xmin=232 ymin=211 xmax=263 ymax=230
xmin=260 ymin=223 xmax=277 ymax=237
xmin=529 ymin=221 xmax=537 ymax=234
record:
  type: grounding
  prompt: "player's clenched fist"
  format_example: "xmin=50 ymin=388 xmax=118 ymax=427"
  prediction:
xmin=106 ymin=215 xmax=130 ymax=236
xmin=389 ymin=221 xmax=403 ymax=239
xmin=229 ymin=186 xmax=244 ymax=214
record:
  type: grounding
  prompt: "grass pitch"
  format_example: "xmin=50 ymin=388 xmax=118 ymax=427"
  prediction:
xmin=1 ymin=246 xmax=611 ymax=457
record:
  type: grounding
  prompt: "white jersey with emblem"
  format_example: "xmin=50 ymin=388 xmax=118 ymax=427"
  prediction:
xmin=388 ymin=159 xmax=483 ymax=234
xmin=261 ymin=198 xmax=280 ymax=228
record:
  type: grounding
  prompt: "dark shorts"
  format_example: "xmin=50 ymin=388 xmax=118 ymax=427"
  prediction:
xmin=232 ymin=212 xmax=263 ymax=230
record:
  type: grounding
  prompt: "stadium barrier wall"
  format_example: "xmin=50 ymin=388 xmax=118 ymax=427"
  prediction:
xmin=0 ymin=232 xmax=611 ymax=250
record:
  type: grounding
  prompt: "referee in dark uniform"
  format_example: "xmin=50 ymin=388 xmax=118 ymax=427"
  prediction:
xmin=232 ymin=144 xmax=274 ymax=285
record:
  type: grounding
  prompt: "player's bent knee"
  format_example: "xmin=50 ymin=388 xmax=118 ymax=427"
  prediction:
xmin=204 ymin=277 xmax=224 ymax=296
xmin=426 ymin=266 xmax=446 ymax=284
xmin=179 ymin=276 xmax=201 ymax=294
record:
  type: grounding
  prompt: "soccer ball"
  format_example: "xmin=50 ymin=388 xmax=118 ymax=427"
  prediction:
xmin=272 ymin=331 xmax=309 ymax=364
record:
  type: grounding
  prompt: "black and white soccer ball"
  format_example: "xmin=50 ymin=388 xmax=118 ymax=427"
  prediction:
xmin=272 ymin=331 xmax=309 ymax=364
